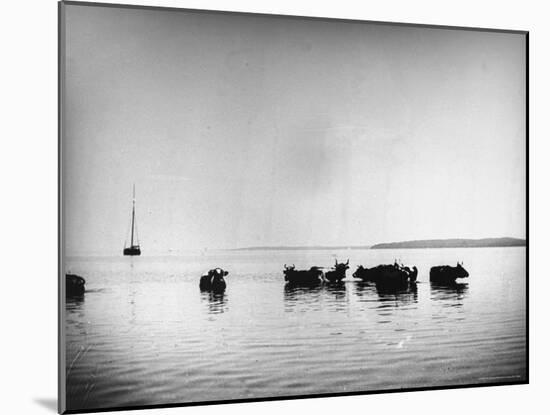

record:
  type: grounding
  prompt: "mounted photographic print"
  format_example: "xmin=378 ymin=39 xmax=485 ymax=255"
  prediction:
xmin=59 ymin=1 xmax=528 ymax=413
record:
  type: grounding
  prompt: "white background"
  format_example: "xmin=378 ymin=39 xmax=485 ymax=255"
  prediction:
xmin=0 ymin=0 xmax=544 ymax=414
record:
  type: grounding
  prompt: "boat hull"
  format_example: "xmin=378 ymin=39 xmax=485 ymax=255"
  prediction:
xmin=123 ymin=246 xmax=141 ymax=256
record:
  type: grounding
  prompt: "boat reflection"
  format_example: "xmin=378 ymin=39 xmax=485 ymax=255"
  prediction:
xmin=200 ymin=290 xmax=228 ymax=314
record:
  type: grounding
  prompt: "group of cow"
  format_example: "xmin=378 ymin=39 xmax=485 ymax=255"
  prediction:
xmin=198 ymin=260 xmax=470 ymax=294
xmin=283 ymin=260 xmax=468 ymax=287
xmin=66 ymin=260 xmax=470 ymax=299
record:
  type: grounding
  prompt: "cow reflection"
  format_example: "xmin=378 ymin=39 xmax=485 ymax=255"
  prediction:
xmin=200 ymin=290 xmax=228 ymax=314
xmin=324 ymin=282 xmax=346 ymax=299
xmin=66 ymin=293 xmax=85 ymax=309
xmin=430 ymin=281 xmax=469 ymax=302
xmin=284 ymin=284 xmax=323 ymax=312
xmin=376 ymin=282 xmax=418 ymax=306
xmin=324 ymin=283 xmax=348 ymax=312
xmin=354 ymin=280 xmax=418 ymax=307
xmin=284 ymin=284 xmax=348 ymax=313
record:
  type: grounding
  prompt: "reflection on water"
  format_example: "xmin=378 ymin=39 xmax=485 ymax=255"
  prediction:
xmin=430 ymin=282 xmax=469 ymax=303
xmin=324 ymin=282 xmax=347 ymax=304
xmin=284 ymin=284 xmax=325 ymax=312
xmin=375 ymin=282 xmax=418 ymax=306
xmin=66 ymin=293 xmax=85 ymax=308
xmin=283 ymin=283 xmax=350 ymax=313
xmin=353 ymin=281 xmax=378 ymax=299
xmin=200 ymin=290 xmax=228 ymax=314
xmin=353 ymin=281 xmax=418 ymax=307
xmin=64 ymin=248 xmax=526 ymax=411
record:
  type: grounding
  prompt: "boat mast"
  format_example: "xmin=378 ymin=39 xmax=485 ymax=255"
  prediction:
xmin=130 ymin=184 xmax=135 ymax=247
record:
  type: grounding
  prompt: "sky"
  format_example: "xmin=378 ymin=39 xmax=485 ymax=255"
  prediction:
xmin=62 ymin=4 xmax=526 ymax=255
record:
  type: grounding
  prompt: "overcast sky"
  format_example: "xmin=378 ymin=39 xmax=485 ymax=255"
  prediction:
xmin=62 ymin=4 xmax=526 ymax=255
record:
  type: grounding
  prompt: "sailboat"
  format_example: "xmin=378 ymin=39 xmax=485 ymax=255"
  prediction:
xmin=123 ymin=184 xmax=141 ymax=256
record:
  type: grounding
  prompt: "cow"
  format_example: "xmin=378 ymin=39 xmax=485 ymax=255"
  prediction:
xmin=429 ymin=262 xmax=469 ymax=284
xmin=66 ymin=273 xmax=86 ymax=297
xmin=283 ymin=264 xmax=324 ymax=286
xmin=200 ymin=268 xmax=228 ymax=292
xmin=353 ymin=262 xmax=418 ymax=288
xmin=401 ymin=265 xmax=419 ymax=282
xmin=324 ymin=259 xmax=349 ymax=283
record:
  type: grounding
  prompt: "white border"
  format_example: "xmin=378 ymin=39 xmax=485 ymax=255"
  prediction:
xmin=1 ymin=1 xmax=544 ymax=414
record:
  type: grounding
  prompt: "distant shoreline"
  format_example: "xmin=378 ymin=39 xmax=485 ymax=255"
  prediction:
xmin=231 ymin=237 xmax=525 ymax=251
xmin=228 ymin=245 xmax=371 ymax=252
xmin=371 ymin=237 xmax=526 ymax=249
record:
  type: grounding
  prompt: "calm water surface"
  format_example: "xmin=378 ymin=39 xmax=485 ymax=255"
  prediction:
xmin=65 ymin=247 xmax=526 ymax=410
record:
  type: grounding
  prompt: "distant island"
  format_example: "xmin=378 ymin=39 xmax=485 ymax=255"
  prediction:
xmin=370 ymin=237 xmax=526 ymax=249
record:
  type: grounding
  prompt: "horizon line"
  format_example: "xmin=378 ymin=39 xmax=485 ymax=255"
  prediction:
xmin=229 ymin=236 xmax=526 ymax=251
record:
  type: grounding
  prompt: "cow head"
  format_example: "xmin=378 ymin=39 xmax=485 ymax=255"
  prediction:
xmin=310 ymin=266 xmax=324 ymax=277
xmin=283 ymin=264 xmax=296 ymax=282
xmin=456 ymin=262 xmax=469 ymax=278
xmin=334 ymin=259 xmax=350 ymax=271
xmin=210 ymin=268 xmax=228 ymax=281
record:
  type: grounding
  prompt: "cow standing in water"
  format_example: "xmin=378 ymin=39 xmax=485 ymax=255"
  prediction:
xmin=430 ymin=262 xmax=469 ymax=284
xmin=200 ymin=268 xmax=228 ymax=292
xmin=66 ymin=274 xmax=86 ymax=297
xmin=324 ymin=259 xmax=349 ymax=283
xmin=401 ymin=265 xmax=419 ymax=282
xmin=353 ymin=262 xmax=418 ymax=285
xmin=283 ymin=264 xmax=324 ymax=286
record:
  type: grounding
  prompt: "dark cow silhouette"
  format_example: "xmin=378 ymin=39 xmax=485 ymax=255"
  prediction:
xmin=283 ymin=264 xmax=324 ymax=286
xmin=401 ymin=265 xmax=418 ymax=282
xmin=200 ymin=268 xmax=228 ymax=292
xmin=430 ymin=262 xmax=469 ymax=284
xmin=353 ymin=261 xmax=417 ymax=289
xmin=325 ymin=259 xmax=349 ymax=283
xmin=66 ymin=274 xmax=85 ymax=297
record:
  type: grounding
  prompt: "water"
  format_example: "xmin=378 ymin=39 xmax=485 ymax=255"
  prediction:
xmin=64 ymin=247 xmax=526 ymax=411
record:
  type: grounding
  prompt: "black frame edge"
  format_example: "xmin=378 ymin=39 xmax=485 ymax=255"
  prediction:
xmin=58 ymin=1 xmax=67 ymax=414
xmin=525 ymin=30 xmax=529 ymax=385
